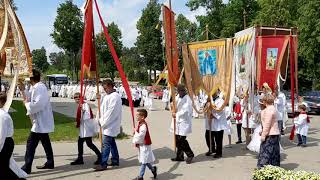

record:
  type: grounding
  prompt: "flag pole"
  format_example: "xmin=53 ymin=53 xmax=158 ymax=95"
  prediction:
xmin=168 ymin=0 xmax=177 ymax=152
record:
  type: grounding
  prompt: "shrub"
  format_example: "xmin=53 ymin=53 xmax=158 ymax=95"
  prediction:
xmin=253 ymin=166 xmax=320 ymax=180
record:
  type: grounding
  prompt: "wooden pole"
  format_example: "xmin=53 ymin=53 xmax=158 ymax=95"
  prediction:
xmin=168 ymin=0 xmax=177 ymax=152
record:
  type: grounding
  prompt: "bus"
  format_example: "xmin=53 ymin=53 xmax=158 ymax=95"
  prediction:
xmin=47 ymin=74 xmax=68 ymax=89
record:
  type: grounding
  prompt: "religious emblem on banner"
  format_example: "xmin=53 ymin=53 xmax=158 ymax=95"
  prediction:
xmin=198 ymin=49 xmax=217 ymax=76
xmin=182 ymin=39 xmax=233 ymax=111
xmin=266 ymin=48 xmax=278 ymax=70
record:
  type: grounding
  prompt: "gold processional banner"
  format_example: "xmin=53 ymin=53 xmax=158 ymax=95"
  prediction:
xmin=183 ymin=39 xmax=233 ymax=112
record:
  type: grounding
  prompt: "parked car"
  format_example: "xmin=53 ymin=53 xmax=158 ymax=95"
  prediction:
xmin=303 ymin=97 xmax=320 ymax=114
xmin=286 ymin=96 xmax=311 ymax=117
xmin=303 ymin=91 xmax=320 ymax=99
xmin=147 ymin=86 xmax=163 ymax=99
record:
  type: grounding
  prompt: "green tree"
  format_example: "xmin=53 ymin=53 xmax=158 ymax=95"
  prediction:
xmin=220 ymin=0 xmax=259 ymax=37
xmin=96 ymin=22 xmax=123 ymax=80
xmin=176 ymin=14 xmax=197 ymax=45
xmin=32 ymin=47 xmax=49 ymax=72
xmin=51 ymin=0 xmax=83 ymax=82
xmin=49 ymin=51 xmax=68 ymax=71
xmin=136 ymin=0 xmax=163 ymax=82
xmin=253 ymin=0 xmax=296 ymax=27
xmin=187 ymin=0 xmax=225 ymax=40
xmin=298 ymin=0 xmax=320 ymax=90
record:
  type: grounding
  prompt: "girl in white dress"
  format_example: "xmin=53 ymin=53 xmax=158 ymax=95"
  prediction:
xmin=133 ymin=109 xmax=157 ymax=180
xmin=224 ymin=105 xmax=233 ymax=148
xmin=247 ymin=99 xmax=265 ymax=153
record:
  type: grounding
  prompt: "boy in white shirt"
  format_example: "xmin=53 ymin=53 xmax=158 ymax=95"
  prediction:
xmin=294 ymin=104 xmax=310 ymax=147
xmin=71 ymin=93 xmax=101 ymax=165
xmin=133 ymin=109 xmax=157 ymax=180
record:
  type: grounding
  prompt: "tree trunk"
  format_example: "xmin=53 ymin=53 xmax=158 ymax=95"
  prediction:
xmin=148 ymin=68 xmax=152 ymax=84
xmin=153 ymin=69 xmax=157 ymax=83
xmin=74 ymin=53 xmax=79 ymax=83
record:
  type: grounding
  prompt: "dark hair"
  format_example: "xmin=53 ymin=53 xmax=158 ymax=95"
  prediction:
xmin=177 ymin=84 xmax=186 ymax=92
xmin=74 ymin=92 xmax=80 ymax=98
xmin=137 ymin=109 xmax=148 ymax=118
xmin=102 ymin=79 xmax=114 ymax=87
xmin=30 ymin=69 xmax=41 ymax=82
xmin=0 ymin=92 xmax=7 ymax=105
xmin=298 ymin=104 xmax=307 ymax=111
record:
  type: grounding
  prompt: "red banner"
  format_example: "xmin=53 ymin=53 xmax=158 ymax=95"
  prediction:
xmin=94 ymin=0 xmax=135 ymax=128
xmin=77 ymin=0 xmax=97 ymax=128
xmin=256 ymin=36 xmax=289 ymax=91
xmin=163 ymin=6 xmax=180 ymax=86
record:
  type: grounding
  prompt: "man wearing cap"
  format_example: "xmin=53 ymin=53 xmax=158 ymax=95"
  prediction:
xmin=19 ymin=69 xmax=55 ymax=174
xmin=94 ymin=79 xmax=122 ymax=171
xmin=170 ymin=84 xmax=194 ymax=164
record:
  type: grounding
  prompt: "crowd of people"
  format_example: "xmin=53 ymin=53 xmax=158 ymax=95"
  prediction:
xmin=0 ymin=69 xmax=311 ymax=179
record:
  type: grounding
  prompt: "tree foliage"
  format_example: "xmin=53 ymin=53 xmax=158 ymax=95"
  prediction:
xmin=297 ymin=0 xmax=320 ymax=90
xmin=221 ymin=0 xmax=259 ymax=37
xmin=253 ymin=0 xmax=295 ymax=27
xmin=51 ymin=0 xmax=83 ymax=81
xmin=175 ymin=14 xmax=197 ymax=45
xmin=49 ymin=51 xmax=69 ymax=71
xmin=136 ymin=0 xmax=163 ymax=82
xmin=32 ymin=47 xmax=49 ymax=72
xmin=187 ymin=0 xmax=225 ymax=40
xmin=96 ymin=22 xmax=123 ymax=80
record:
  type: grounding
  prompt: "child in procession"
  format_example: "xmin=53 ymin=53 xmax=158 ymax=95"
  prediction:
xmin=70 ymin=93 xmax=101 ymax=165
xmin=133 ymin=109 xmax=157 ymax=180
xmin=294 ymin=104 xmax=310 ymax=147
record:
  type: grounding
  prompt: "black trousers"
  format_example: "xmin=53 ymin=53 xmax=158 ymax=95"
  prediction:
xmin=236 ymin=124 xmax=242 ymax=141
xmin=175 ymin=135 xmax=194 ymax=160
xmin=23 ymin=132 xmax=54 ymax=171
xmin=0 ymin=137 xmax=20 ymax=179
xmin=205 ymin=130 xmax=215 ymax=153
xmin=213 ymin=130 xmax=224 ymax=155
xmin=77 ymin=137 xmax=101 ymax=160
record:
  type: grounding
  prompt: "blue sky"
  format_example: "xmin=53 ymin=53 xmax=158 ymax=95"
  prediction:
xmin=14 ymin=0 xmax=212 ymax=55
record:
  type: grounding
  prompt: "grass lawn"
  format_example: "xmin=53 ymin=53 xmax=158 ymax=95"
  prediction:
xmin=10 ymin=100 xmax=79 ymax=144
xmin=10 ymin=100 xmax=128 ymax=144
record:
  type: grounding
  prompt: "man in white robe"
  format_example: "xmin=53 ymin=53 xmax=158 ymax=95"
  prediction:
xmin=170 ymin=84 xmax=194 ymax=164
xmin=94 ymin=79 xmax=122 ymax=171
xmin=20 ymin=69 xmax=55 ymax=174
xmin=162 ymin=88 xmax=170 ymax=110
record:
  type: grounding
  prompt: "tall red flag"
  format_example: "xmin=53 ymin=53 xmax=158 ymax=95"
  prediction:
xmin=163 ymin=6 xmax=180 ymax=86
xmin=94 ymin=0 xmax=135 ymax=128
xmin=76 ymin=0 xmax=96 ymax=128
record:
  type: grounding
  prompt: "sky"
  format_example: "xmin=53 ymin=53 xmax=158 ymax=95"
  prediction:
xmin=14 ymin=0 xmax=213 ymax=55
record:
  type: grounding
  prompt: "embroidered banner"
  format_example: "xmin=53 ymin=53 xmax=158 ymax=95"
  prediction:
xmin=256 ymin=36 xmax=289 ymax=91
xmin=183 ymin=39 xmax=233 ymax=111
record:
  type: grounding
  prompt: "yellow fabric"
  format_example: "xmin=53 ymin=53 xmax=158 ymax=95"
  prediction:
xmin=183 ymin=39 xmax=233 ymax=112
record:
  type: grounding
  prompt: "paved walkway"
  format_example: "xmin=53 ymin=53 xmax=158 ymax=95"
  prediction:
xmin=13 ymin=97 xmax=320 ymax=180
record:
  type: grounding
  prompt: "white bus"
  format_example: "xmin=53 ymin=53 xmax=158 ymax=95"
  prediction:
xmin=47 ymin=74 xmax=68 ymax=89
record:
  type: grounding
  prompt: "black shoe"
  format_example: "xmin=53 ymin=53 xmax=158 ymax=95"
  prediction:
xmin=171 ymin=158 xmax=184 ymax=162
xmin=70 ymin=159 xmax=84 ymax=165
xmin=205 ymin=151 xmax=213 ymax=156
xmin=36 ymin=163 xmax=54 ymax=170
xmin=236 ymin=141 xmax=242 ymax=144
xmin=21 ymin=166 xmax=31 ymax=174
xmin=297 ymin=143 xmax=302 ymax=146
xmin=136 ymin=176 xmax=143 ymax=180
xmin=152 ymin=166 xmax=157 ymax=179
xmin=213 ymin=154 xmax=222 ymax=158
xmin=186 ymin=156 xmax=193 ymax=164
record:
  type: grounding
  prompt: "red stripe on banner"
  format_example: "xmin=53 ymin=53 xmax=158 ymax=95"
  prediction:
xmin=94 ymin=0 xmax=135 ymax=128
xmin=289 ymin=36 xmax=295 ymax=140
